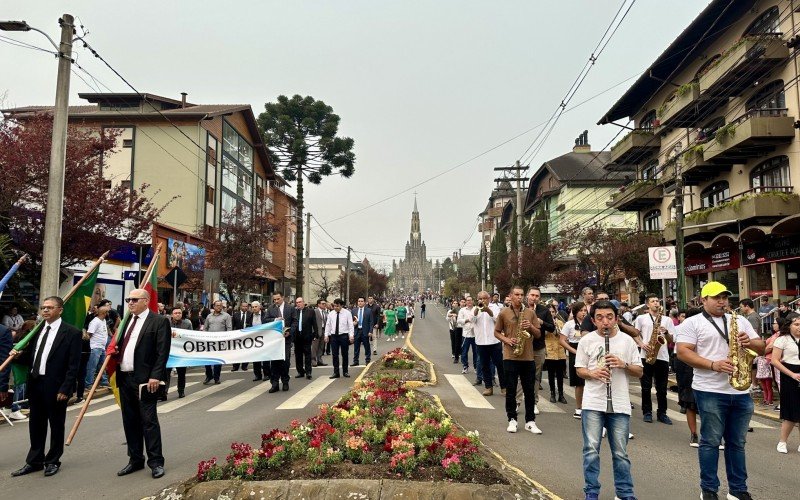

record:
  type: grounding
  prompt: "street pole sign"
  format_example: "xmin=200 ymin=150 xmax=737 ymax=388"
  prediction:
xmin=648 ymin=246 xmax=678 ymax=279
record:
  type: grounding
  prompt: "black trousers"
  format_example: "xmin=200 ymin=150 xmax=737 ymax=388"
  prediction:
xmin=294 ymin=337 xmax=313 ymax=376
xmin=504 ymin=359 xmax=536 ymax=422
xmin=252 ymin=361 xmax=270 ymax=379
xmin=118 ymin=371 xmax=164 ymax=468
xmin=478 ymin=343 xmax=505 ymax=389
xmin=640 ymin=358 xmax=669 ymax=416
xmin=75 ymin=351 xmax=89 ymax=399
xmin=204 ymin=364 xmax=221 ymax=381
xmin=545 ymin=359 xmax=566 ymax=396
xmin=269 ymin=339 xmax=292 ymax=386
xmin=352 ymin=328 xmax=371 ymax=363
xmin=25 ymin=376 xmax=68 ymax=466
xmin=164 ymin=367 xmax=186 ymax=394
xmin=231 ymin=363 xmax=249 ymax=370
xmin=330 ymin=334 xmax=350 ymax=375
xmin=450 ymin=328 xmax=463 ymax=359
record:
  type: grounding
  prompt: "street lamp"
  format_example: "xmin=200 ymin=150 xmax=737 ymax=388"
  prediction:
xmin=1 ymin=15 xmax=74 ymax=298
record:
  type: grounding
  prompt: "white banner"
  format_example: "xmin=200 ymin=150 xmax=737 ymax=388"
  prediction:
xmin=166 ymin=320 xmax=286 ymax=368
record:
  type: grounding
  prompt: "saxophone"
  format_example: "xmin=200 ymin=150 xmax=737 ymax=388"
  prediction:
xmin=511 ymin=306 xmax=532 ymax=358
xmin=645 ymin=306 xmax=667 ymax=365
xmin=729 ymin=310 xmax=757 ymax=391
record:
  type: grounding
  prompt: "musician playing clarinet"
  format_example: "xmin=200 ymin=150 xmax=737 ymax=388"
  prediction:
xmin=575 ymin=300 xmax=643 ymax=500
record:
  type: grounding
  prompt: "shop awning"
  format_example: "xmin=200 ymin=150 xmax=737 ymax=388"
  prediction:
xmin=739 ymin=225 xmax=772 ymax=243
xmin=710 ymin=233 xmax=738 ymax=248
xmin=770 ymin=213 xmax=800 ymax=236
xmin=684 ymin=240 xmax=711 ymax=251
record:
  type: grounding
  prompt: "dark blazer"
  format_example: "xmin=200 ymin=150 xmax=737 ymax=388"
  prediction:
xmin=128 ymin=312 xmax=171 ymax=385
xmin=265 ymin=302 xmax=295 ymax=339
xmin=351 ymin=306 xmax=375 ymax=335
xmin=20 ymin=321 xmax=82 ymax=396
xmin=291 ymin=307 xmax=318 ymax=341
xmin=232 ymin=309 xmax=248 ymax=330
xmin=245 ymin=310 xmax=269 ymax=327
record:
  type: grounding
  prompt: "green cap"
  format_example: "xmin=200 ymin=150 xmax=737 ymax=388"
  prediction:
xmin=701 ymin=281 xmax=731 ymax=298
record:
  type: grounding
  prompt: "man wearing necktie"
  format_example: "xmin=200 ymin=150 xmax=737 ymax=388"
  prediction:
xmin=265 ymin=292 xmax=295 ymax=393
xmin=292 ymin=297 xmax=318 ymax=380
xmin=351 ymin=297 xmax=375 ymax=366
xmin=10 ymin=296 xmax=82 ymax=478
xmin=325 ymin=298 xmax=354 ymax=378
xmin=231 ymin=301 xmax=249 ymax=372
xmin=311 ymin=299 xmax=329 ymax=367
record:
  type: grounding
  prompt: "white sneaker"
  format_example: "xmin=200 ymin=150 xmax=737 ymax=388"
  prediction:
xmin=8 ymin=410 xmax=27 ymax=421
xmin=572 ymin=409 xmax=582 ymax=419
xmin=629 ymin=432 xmax=634 ymax=439
xmin=602 ymin=428 xmax=607 ymax=438
xmin=461 ymin=367 xmax=468 ymax=374
xmin=525 ymin=421 xmax=542 ymax=434
xmin=719 ymin=443 xmax=725 ymax=450
xmin=777 ymin=441 xmax=788 ymax=454
xmin=534 ymin=404 xmax=540 ymax=415
xmin=506 ymin=419 xmax=518 ymax=433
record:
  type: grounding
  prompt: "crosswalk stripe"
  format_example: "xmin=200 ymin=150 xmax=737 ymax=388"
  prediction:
xmin=277 ymin=376 xmax=336 ymax=410
xmin=208 ymin=380 xmax=276 ymax=411
xmin=158 ymin=380 xmax=240 ymax=414
xmin=535 ymin=398 xmax=566 ymax=413
xmin=68 ymin=392 xmax=115 ymax=411
xmin=444 ymin=374 xmax=494 ymax=409
xmin=83 ymin=382 xmax=203 ymax=416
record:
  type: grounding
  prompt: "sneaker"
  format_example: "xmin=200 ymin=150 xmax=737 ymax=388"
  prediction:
xmin=573 ymin=409 xmax=582 ymax=419
xmin=726 ymin=492 xmax=752 ymax=500
xmin=629 ymin=433 xmax=634 ymax=439
xmin=461 ymin=367 xmax=468 ymax=374
xmin=700 ymin=492 xmax=719 ymax=500
xmin=777 ymin=441 xmax=788 ymax=454
xmin=643 ymin=413 xmax=653 ymax=423
xmin=506 ymin=419 xmax=518 ymax=433
xmin=585 ymin=494 xmax=599 ymax=500
xmin=525 ymin=421 xmax=542 ymax=434
xmin=719 ymin=443 xmax=725 ymax=450
xmin=482 ymin=388 xmax=493 ymax=396
xmin=690 ymin=433 xmax=699 ymax=448
xmin=8 ymin=410 xmax=27 ymax=421
xmin=602 ymin=428 xmax=607 ymax=438
xmin=657 ymin=413 xmax=673 ymax=425
xmin=534 ymin=404 xmax=540 ymax=415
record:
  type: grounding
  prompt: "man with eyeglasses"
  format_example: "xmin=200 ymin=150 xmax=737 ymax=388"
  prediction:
xmin=10 ymin=296 xmax=82 ymax=478
xmin=202 ymin=300 xmax=232 ymax=385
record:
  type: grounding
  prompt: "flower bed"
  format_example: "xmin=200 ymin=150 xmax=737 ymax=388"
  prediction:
xmin=382 ymin=347 xmax=416 ymax=369
xmin=196 ymin=375 xmax=507 ymax=485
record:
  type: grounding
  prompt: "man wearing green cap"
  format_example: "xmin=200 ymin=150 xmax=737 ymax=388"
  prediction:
xmin=675 ymin=281 xmax=765 ymax=500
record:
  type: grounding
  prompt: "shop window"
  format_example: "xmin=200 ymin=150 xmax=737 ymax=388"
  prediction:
xmin=639 ymin=110 xmax=657 ymax=131
xmin=700 ymin=181 xmax=729 ymax=208
xmin=643 ymin=209 xmax=661 ymax=231
xmin=751 ymin=156 xmax=790 ymax=190
xmin=746 ymin=80 xmax=785 ymax=113
xmin=743 ymin=5 xmax=780 ymax=35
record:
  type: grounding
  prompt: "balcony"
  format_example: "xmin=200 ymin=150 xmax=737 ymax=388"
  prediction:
xmin=609 ymin=129 xmax=660 ymax=165
xmin=684 ymin=188 xmax=799 ymax=227
xmin=608 ymin=180 xmax=663 ymax=212
xmin=703 ymin=109 xmax=795 ymax=163
xmin=658 ymin=83 xmax=700 ymax=128
xmin=658 ymin=146 xmax=732 ymax=187
xmin=699 ymin=34 xmax=789 ymax=97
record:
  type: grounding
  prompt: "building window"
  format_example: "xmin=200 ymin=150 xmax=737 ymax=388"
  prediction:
xmin=207 ymin=145 xmax=217 ymax=166
xmin=122 ymin=139 xmax=133 ymax=148
xmin=288 ymin=229 xmax=296 ymax=248
xmin=206 ymin=185 xmax=215 ymax=204
xmin=751 ymin=155 xmax=790 ymax=190
xmin=700 ymin=181 xmax=730 ymax=208
xmin=747 ymin=80 xmax=785 ymax=113
xmin=120 ymin=179 xmax=131 ymax=191
xmin=641 ymin=160 xmax=658 ymax=180
xmin=643 ymin=209 xmax=661 ymax=231
xmin=639 ymin=110 xmax=657 ymax=131
xmin=265 ymin=197 xmax=275 ymax=213
xmin=220 ymin=121 xmax=254 ymax=219
xmin=744 ymin=6 xmax=780 ymax=35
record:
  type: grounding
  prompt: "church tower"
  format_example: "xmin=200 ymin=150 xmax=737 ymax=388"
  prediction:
xmin=395 ymin=195 xmax=433 ymax=293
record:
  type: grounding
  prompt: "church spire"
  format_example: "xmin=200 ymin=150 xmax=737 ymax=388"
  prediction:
xmin=413 ymin=192 xmax=418 ymax=213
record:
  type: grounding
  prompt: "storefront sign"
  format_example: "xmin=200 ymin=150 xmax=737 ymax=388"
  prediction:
xmin=743 ymin=235 xmax=800 ymax=266
xmin=649 ymin=246 xmax=677 ymax=279
xmin=685 ymin=248 xmax=740 ymax=275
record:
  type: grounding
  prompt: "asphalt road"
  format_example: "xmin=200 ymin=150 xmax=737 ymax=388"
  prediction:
xmin=414 ymin=303 xmax=799 ymax=500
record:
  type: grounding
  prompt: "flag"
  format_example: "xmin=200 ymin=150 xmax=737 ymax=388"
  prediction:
xmin=106 ymin=252 xmax=159 ymax=404
xmin=11 ymin=265 xmax=100 ymax=385
xmin=0 ymin=260 xmax=23 ymax=301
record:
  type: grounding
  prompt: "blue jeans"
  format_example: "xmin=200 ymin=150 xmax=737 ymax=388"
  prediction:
xmin=12 ymin=382 xmax=26 ymax=411
xmin=461 ymin=337 xmax=478 ymax=369
xmin=85 ymin=347 xmax=109 ymax=387
xmin=694 ymin=390 xmax=753 ymax=493
xmin=581 ymin=410 xmax=635 ymax=498
xmin=478 ymin=343 xmax=504 ymax=389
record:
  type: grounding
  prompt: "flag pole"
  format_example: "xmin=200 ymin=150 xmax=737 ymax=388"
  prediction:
xmin=67 ymin=242 xmax=162 ymax=446
xmin=0 ymin=251 xmax=110 ymax=374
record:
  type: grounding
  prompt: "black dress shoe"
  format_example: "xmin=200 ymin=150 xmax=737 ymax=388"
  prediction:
xmin=306 ymin=375 xmax=312 ymax=380
xmin=213 ymin=379 xmax=220 ymax=385
xmin=151 ymin=466 xmax=165 ymax=478
xmin=117 ymin=462 xmax=145 ymax=476
xmin=317 ymin=362 xmax=328 ymax=366
xmin=330 ymin=374 xmax=340 ymax=379
xmin=231 ymin=367 xmax=240 ymax=372
xmin=43 ymin=464 xmax=60 ymax=477
xmin=158 ymin=394 xmax=168 ymax=402
xmin=351 ymin=362 xmax=359 ymax=367
xmin=343 ymin=373 xmax=351 ymax=378
xmin=11 ymin=464 xmax=43 ymax=477
xmin=202 ymin=378 xmax=212 ymax=385
xmin=178 ymin=391 xmax=185 ymax=398
xmin=268 ymin=385 xmax=279 ymax=393
xmin=294 ymin=373 xmax=305 ymax=378
xmin=282 ymin=384 xmax=289 ymax=391
xmin=252 ymin=376 xmax=262 ymax=382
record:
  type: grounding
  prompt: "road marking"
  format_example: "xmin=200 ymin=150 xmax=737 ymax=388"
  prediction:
xmin=535 ymin=398 xmax=566 ymax=413
xmin=208 ymin=379 xmax=276 ymax=411
xmin=627 ymin=393 xmax=687 ymax=422
xmin=83 ymin=382 xmax=202 ymax=416
xmin=68 ymin=392 xmax=115 ymax=411
xmin=277 ymin=376 xmax=336 ymax=410
xmin=444 ymin=374 xmax=494 ymax=409
xmin=159 ymin=380 xmax=241 ymax=414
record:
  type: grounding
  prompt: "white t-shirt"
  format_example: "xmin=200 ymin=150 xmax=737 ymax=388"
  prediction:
xmin=474 ymin=303 xmax=501 ymax=345
xmin=560 ymin=319 xmax=582 ymax=344
xmin=87 ymin=316 xmax=109 ymax=350
xmin=674 ymin=312 xmax=758 ymax=395
xmin=575 ymin=331 xmax=642 ymax=415
xmin=456 ymin=307 xmax=475 ymax=338
xmin=773 ymin=335 xmax=800 ymax=365
xmin=634 ymin=313 xmax=675 ymax=362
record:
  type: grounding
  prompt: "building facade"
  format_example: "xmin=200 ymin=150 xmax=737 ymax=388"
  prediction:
xmin=392 ymin=198 xmax=435 ymax=293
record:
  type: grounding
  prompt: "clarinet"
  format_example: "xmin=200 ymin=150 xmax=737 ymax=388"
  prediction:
xmin=604 ymin=328 xmax=614 ymax=413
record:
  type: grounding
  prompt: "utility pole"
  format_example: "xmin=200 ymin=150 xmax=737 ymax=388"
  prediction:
xmin=345 ymin=246 xmax=352 ymax=305
xmin=675 ymin=160 xmax=687 ymax=310
xmin=304 ymin=212 xmax=311 ymax=300
xmin=494 ymin=161 xmax=528 ymax=278
xmin=365 ymin=256 xmax=369 ymax=297
xmin=40 ymin=14 xmax=74 ymax=298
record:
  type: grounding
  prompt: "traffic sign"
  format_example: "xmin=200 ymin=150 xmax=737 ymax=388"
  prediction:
xmin=648 ymin=246 xmax=677 ymax=279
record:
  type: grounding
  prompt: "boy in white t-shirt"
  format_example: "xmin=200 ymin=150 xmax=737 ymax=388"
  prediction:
xmin=85 ymin=303 xmax=111 ymax=390
xmin=575 ymin=300 xmax=643 ymax=500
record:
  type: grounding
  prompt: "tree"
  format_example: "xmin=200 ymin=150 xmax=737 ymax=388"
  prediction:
xmin=202 ymin=207 xmax=281 ymax=302
xmin=0 ymin=114 xmax=172 ymax=269
xmin=257 ymin=95 xmax=356 ymax=296
xmin=488 ymin=229 xmax=508 ymax=281
xmin=335 ymin=267 xmax=390 ymax=304
xmin=310 ymin=273 xmax=335 ymax=301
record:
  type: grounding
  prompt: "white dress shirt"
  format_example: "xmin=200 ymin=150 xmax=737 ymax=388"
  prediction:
xmin=474 ymin=303 xmax=501 ymax=345
xmin=325 ymin=309 xmax=354 ymax=338
xmin=121 ymin=309 xmax=150 ymax=372
xmin=34 ymin=318 xmax=62 ymax=376
xmin=457 ymin=307 xmax=476 ymax=338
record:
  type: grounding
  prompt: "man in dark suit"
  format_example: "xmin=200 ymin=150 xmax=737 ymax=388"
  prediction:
xmin=10 ymin=296 xmax=82 ymax=478
xmin=247 ymin=301 xmax=270 ymax=382
xmin=311 ymin=299 xmax=329 ymax=367
xmin=230 ymin=301 xmax=249 ymax=372
xmin=114 ymin=288 xmax=171 ymax=479
xmin=292 ymin=297 xmax=318 ymax=380
xmin=264 ymin=292 xmax=294 ymax=393
xmin=351 ymin=297 xmax=375 ymax=366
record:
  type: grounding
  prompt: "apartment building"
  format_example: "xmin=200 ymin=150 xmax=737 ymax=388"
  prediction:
xmin=600 ymin=0 xmax=800 ymax=303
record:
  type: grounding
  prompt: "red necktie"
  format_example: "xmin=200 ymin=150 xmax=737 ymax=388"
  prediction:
xmin=119 ymin=315 xmax=139 ymax=361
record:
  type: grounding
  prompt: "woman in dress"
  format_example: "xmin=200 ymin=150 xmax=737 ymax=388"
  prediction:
xmin=383 ymin=304 xmax=398 ymax=341
xmin=395 ymin=301 xmax=408 ymax=339
xmin=771 ymin=312 xmax=800 ymax=453
xmin=544 ymin=302 xmax=567 ymax=403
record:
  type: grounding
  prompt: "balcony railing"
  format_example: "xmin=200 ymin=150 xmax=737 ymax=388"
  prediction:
xmin=702 ymin=108 xmax=795 ymax=163
xmin=685 ymin=187 xmax=797 ymax=224
xmin=609 ymin=129 xmax=660 ymax=165
xmin=699 ymin=34 xmax=789 ymax=97
xmin=607 ymin=180 xmax=663 ymax=212
xmin=658 ymin=82 xmax=701 ymax=128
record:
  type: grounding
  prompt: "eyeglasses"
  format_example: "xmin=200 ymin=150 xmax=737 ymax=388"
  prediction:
xmin=40 ymin=305 xmax=61 ymax=310
xmin=125 ymin=297 xmax=145 ymax=303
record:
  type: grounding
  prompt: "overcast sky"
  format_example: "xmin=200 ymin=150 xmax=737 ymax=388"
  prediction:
xmin=1 ymin=1 xmax=707 ymax=271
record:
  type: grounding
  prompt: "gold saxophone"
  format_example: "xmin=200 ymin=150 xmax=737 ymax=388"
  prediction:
xmin=512 ymin=306 xmax=532 ymax=358
xmin=729 ymin=310 xmax=757 ymax=391
xmin=645 ymin=306 xmax=667 ymax=365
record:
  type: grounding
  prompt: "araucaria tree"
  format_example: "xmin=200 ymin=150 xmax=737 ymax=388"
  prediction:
xmin=257 ymin=95 xmax=356 ymax=295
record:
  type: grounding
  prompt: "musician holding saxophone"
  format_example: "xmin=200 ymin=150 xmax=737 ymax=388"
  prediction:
xmin=494 ymin=286 xmax=542 ymax=435
xmin=575 ymin=300 xmax=643 ymax=500
xmin=675 ymin=282 xmax=765 ymax=500
xmin=633 ymin=294 xmax=675 ymax=425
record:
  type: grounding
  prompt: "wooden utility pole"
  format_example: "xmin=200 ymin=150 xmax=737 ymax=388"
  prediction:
xmin=494 ymin=161 xmax=529 ymax=277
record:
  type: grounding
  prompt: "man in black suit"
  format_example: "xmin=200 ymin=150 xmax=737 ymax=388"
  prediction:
xmin=265 ymin=292 xmax=294 ymax=393
xmin=10 ymin=296 xmax=82 ymax=478
xmin=292 ymin=297 xmax=318 ymax=380
xmin=114 ymin=288 xmax=171 ymax=479
xmin=351 ymin=297 xmax=375 ymax=366
xmin=230 ymin=301 xmax=249 ymax=372
xmin=311 ymin=299 xmax=329 ymax=367
xmin=247 ymin=301 xmax=270 ymax=382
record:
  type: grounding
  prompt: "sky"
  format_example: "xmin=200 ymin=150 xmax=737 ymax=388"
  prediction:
xmin=0 ymin=1 xmax=708 ymax=271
